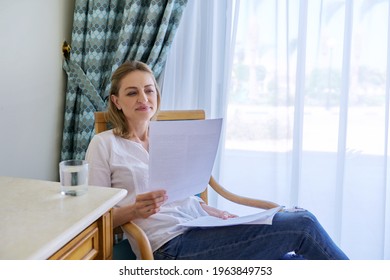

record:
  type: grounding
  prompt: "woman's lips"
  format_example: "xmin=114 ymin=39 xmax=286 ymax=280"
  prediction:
xmin=136 ymin=106 xmax=151 ymax=111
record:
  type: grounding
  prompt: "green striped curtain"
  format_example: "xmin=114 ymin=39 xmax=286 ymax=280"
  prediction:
xmin=61 ymin=0 xmax=188 ymax=161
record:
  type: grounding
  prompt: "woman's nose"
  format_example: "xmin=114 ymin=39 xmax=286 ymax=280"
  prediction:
xmin=137 ymin=92 xmax=148 ymax=103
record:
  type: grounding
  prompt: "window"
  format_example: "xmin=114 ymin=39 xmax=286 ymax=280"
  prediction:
xmin=163 ymin=0 xmax=390 ymax=259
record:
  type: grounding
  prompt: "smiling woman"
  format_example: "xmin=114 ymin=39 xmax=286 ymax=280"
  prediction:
xmin=107 ymin=61 xmax=161 ymax=143
xmin=85 ymin=61 xmax=349 ymax=260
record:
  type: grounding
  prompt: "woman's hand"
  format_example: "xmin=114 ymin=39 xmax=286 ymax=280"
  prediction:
xmin=200 ymin=203 xmax=238 ymax=220
xmin=112 ymin=189 xmax=167 ymax=228
xmin=134 ymin=190 xmax=168 ymax=219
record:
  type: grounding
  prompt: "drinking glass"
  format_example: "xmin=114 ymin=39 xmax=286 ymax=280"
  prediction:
xmin=59 ymin=160 xmax=88 ymax=196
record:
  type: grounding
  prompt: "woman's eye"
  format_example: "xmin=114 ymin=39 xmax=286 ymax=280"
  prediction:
xmin=145 ymin=88 xmax=155 ymax=94
xmin=127 ymin=91 xmax=137 ymax=96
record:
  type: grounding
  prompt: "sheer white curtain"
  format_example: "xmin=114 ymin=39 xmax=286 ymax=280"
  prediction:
xmin=160 ymin=0 xmax=238 ymax=206
xmin=162 ymin=0 xmax=390 ymax=260
xmin=160 ymin=0 xmax=236 ymax=118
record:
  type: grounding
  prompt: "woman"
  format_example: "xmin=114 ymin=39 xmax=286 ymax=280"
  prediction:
xmin=86 ymin=61 xmax=349 ymax=260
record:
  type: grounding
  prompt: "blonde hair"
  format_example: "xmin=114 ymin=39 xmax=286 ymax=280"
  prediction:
xmin=107 ymin=61 xmax=161 ymax=138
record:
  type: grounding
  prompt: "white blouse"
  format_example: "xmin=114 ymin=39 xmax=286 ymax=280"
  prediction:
xmin=85 ymin=130 xmax=208 ymax=259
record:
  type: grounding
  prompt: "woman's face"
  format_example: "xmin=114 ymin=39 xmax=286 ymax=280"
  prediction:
xmin=111 ymin=70 xmax=158 ymax=123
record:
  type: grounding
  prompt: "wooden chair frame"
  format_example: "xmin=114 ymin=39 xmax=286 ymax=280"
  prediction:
xmin=94 ymin=110 xmax=279 ymax=260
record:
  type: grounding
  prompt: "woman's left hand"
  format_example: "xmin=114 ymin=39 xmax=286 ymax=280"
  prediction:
xmin=200 ymin=203 xmax=238 ymax=220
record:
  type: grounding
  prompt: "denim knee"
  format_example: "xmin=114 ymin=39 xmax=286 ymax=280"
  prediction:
xmin=286 ymin=211 xmax=321 ymax=234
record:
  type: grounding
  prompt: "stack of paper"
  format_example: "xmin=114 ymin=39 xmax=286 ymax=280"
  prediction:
xmin=179 ymin=206 xmax=283 ymax=227
xmin=145 ymin=118 xmax=281 ymax=227
xmin=147 ymin=119 xmax=222 ymax=204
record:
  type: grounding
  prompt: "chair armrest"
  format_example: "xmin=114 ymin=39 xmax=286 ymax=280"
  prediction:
xmin=122 ymin=221 xmax=154 ymax=260
xmin=209 ymin=176 xmax=280 ymax=210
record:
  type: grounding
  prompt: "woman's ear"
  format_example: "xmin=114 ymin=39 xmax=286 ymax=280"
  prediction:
xmin=111 ymin=94 xmax=121 ymax=110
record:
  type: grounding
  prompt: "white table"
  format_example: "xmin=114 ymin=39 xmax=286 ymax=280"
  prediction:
xmin=0 ymin=176 xmax=127 ymax=260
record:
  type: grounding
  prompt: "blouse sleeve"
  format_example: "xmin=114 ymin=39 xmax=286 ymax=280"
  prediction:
xmin=85 ymin=134 xmax=111 ymax=188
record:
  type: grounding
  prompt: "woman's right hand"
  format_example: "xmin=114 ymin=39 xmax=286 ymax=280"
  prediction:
xmin=133 ymin=189 xmax=168 ymax=219
xmin=112 ymin=190 xmax=168 ymax=227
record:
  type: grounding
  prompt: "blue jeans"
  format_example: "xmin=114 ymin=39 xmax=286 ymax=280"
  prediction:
xmin=153 ymin=210 xmax=349 ymax=260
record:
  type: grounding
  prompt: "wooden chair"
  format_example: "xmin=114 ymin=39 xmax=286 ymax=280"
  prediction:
xmin=94 ymin=110 xmax=279 ymax=260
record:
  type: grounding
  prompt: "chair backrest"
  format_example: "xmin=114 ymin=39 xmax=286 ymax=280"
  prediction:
xmin=95 ymin=110 xmax=206 ymax=133
xmin=94 ymin=109 xmax=208 ymax=202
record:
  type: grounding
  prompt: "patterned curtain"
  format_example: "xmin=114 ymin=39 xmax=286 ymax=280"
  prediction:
xmin=61 ymin=0 xmax=188 ymax=161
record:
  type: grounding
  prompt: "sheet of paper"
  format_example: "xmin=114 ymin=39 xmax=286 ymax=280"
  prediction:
xmin=179 ymin=206 xmax=283 ymax=227
xmin=146 ymin=118 xmax=223 ymax=204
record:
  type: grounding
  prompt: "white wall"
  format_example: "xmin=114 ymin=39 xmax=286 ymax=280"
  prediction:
xmin=0 ymin=0 xmax=75 ymax=181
